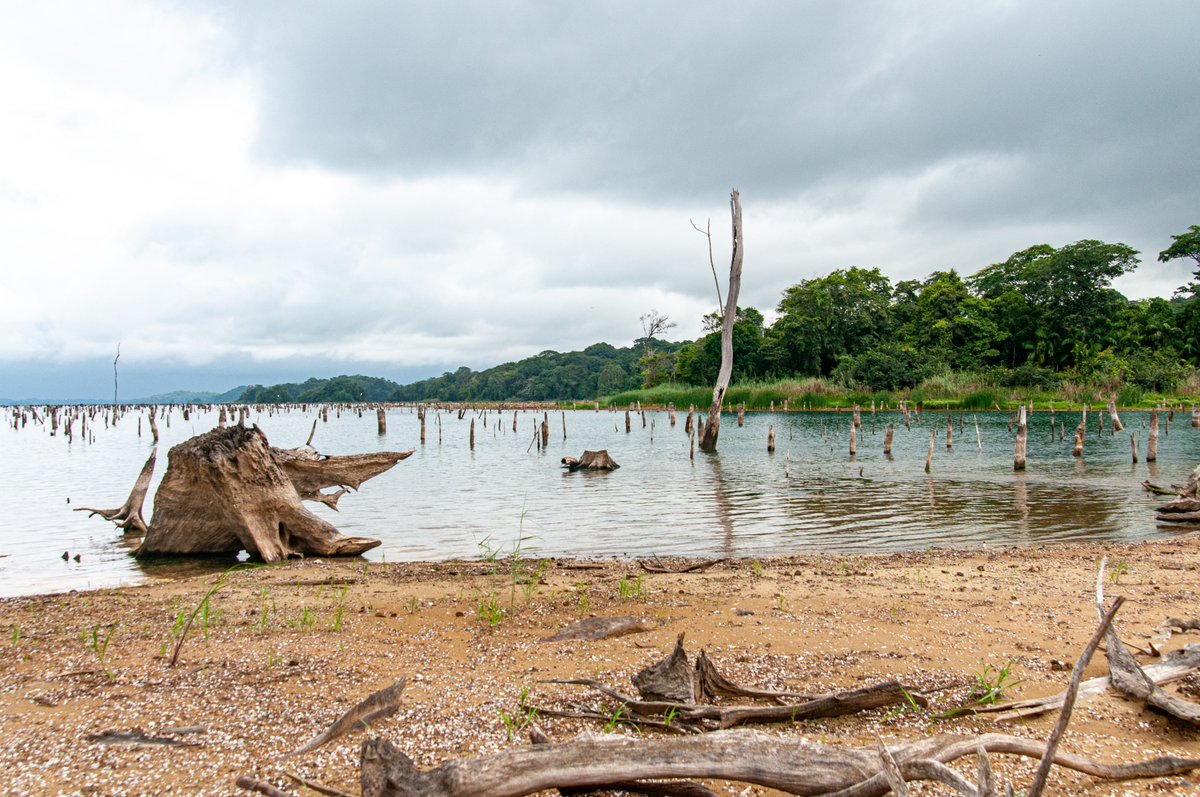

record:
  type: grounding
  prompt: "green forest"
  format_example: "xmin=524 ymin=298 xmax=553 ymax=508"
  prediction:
xmin=239 ymin=225 xmax=1200 ymax=406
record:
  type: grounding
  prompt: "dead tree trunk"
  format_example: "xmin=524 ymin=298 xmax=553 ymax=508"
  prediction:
xmin=883 ymin=423 xmax=893 ymax=455
xmin=134 ymin=425 xmax=411 ymax=562
xmin=1108 ymin=398 xmax=1124 ymax=432
xmin=1014 ymin=405 xmax=1027 ymax=471
xmin=698 ymin=190 xmax=743 ymax=453
xmin=1148 ymin=408 xmax=1159 ymax=462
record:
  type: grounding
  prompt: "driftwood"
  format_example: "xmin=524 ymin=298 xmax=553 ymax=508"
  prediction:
xmin=285 ymin=678 xmax=407 ymax=759
xmin=546 ymin=636 xmax=920 ymax=732
xmin=273 ymin=445 xmax=413 ymax=505
xmin=543 ymin=616 xmax=654 ymax=642
xmin=134 ymin=425 xmax=407 ymax=562
xmin=1099 ymin=562 xmax=1200 ymax=728
xmin=1156 ymin=464 xmax=1200 ymax=523
xmin=74 ymin=447 xmax=157 ymax=534
xmin=235 ymin=776 xmax=296 ymax=797
xmin=634 ymin=634 xmax=697 ymax=703
xmin=984 ymin=644 xmax=1200 ymax=722
xmin=529 ymin=726 xmax=717 ymax=797
xmin=358 ymin=729 xmax=1200 ymax=797
xmin=1167 ymin=618 xmax=1200 ymax=633
xmin=561 ymin=450 xmax=619 ymax=471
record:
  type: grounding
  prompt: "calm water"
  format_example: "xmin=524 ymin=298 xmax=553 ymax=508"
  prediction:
xmin=1 ymin=405 xmax=1197 ymax=597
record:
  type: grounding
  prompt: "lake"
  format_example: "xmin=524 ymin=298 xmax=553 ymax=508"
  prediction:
xmin=1 ymin=404 xmax=1197 ymax=597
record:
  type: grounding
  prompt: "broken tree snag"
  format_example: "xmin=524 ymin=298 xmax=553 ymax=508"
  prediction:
xmin=359 ymin=730 xmax=1200 ymax=797
xmin=698 ymin=190 xmax=743 ymax=453
xmin=560 ymin=450 xmax=619 ymax=471
xmin=75 ymin=446 xmax=157 ymax=534
xmin=1108 ymin=398 xmax=1124 ymax=432
xmin=136 ymin=425 xmax=387 ymax=562
xmin=883 ymin=423 xmax=893 ymax=455
xmin=634 ymin=633 xmax=697 ymax=704
xmin=1014 ymin=405 xmax=1027 ymax=471
xmin=1147 ymin=407 xmax=1160 ymax=462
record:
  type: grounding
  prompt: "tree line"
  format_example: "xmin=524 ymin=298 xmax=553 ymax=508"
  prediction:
xmin=238 ymin=225 xmax=1199 ymax=404
xmin=673 ymin=227 xmax=1199 ymax=394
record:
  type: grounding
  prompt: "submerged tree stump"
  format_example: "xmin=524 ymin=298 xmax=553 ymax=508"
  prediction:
xmin=134 ymin=425 xmax=412 ymax=562
xmin=1157 ymin=465 xmax=1200 ymax=525
xmin=561 ymin=450 xmax=619 ymax=471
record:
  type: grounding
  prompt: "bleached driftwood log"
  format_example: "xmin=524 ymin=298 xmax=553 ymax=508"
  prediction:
xmin=358 ymin=730 xmax=1200 ymax=797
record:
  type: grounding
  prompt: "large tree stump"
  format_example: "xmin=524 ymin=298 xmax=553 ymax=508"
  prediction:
xmin=135 ymin=425 xmax=412 ymax=562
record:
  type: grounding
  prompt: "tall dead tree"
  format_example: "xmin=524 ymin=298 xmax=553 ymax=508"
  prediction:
xmin=698 ymin=189 xmax=744 ymax=453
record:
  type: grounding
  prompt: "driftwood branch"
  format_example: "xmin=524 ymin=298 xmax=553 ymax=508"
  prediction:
xmin=359 ymin=729 xmax=1200 ymax=797
xmin=1026 ymin=592 xmax=1124 ymax=797
xmin=285 ymin=678 xmax=407 ymax=759
xmin=1098 ymin=559 xmax=1200 ymax=727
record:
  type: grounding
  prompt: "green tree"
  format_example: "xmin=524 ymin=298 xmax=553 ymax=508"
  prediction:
xmin=767 ymin=267 xmax=892 ymax=376
xmin=968 ymin=240 xmax=1139 ymax=370
xmin=1159 ymin=224 xmax=1200 ymax=298
xmin=677 ymin=307 xmax=765 ymax=386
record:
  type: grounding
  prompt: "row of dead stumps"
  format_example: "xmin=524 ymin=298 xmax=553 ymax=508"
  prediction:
xmin=230 ymin=558 xmax=1200 ymax=797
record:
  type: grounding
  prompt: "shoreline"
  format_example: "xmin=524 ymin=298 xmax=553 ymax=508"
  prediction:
xmin=2 ymin=536 xmax=1200 ymax=795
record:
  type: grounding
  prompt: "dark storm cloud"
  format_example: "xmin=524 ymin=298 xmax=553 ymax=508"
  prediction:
xmin=227 ymin=1 xmax=1199 ymax=217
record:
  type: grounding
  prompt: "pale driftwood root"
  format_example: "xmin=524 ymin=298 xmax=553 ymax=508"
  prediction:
xmin=358 ymin=730 xmax=1200 ymax=797
xmin=136 ymin=425 xmax=383 ymax=563
xmin=74 ymin=446 xmax=156 ymax=534
xmin=285 ymin=678 xmax=407 ymax=760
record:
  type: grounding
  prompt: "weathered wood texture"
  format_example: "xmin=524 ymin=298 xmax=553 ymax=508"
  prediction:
xmin=359 ymin=730 xmax=1200 ymax=797
xmin=698 ymin=190 xmax=743 ymax=453
xmin=136 ymin=425 xmax=409 ymax=562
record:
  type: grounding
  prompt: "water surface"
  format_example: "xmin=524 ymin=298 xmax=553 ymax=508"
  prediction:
xmin=1 ymin=405 xmax=1196 ymax=597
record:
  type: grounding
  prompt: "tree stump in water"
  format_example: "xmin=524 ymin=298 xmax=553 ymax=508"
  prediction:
xmin=135 ymin=425 xmax=412 ymax=562
xmin=561 ymin=450 xmax=619 ymax=471
xmin=1157 ymin=465 xmax=1200 ymax=525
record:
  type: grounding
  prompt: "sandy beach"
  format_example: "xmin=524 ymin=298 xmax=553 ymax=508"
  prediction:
xmin=2 ymin=536 xmax=1199 ymax=796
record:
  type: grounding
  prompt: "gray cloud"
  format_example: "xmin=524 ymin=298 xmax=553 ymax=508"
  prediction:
xmin=1 ymin=0 xmax=1197 ymax=399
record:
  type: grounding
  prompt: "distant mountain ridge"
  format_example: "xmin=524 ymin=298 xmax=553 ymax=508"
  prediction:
xmin=131 ymin=386 xmax=249 ymax=405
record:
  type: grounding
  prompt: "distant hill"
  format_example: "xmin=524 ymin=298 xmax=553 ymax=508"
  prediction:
xmin=132 ymin=386 xmax=248 ymax=405
xmin=238 ymin=375 xmax=404 ymax=404
xmin=235 ymin=340 xmax=684 ymax=404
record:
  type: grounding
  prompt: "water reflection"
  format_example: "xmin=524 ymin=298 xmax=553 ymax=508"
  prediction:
xmin=706 ymin=453 xmax=735 ymax=558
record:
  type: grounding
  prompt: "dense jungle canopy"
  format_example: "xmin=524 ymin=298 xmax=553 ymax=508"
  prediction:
xmin=237 ymin=227 xmax=1200 ymax=404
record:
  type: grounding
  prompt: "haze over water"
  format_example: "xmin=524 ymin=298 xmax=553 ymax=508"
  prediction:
xmin=2 ymin=405 xmax=1197 ymax=597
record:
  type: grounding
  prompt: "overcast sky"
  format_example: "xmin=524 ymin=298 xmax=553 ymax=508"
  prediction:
xmin=2 ymin=1 xmax=1198 ymax=400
